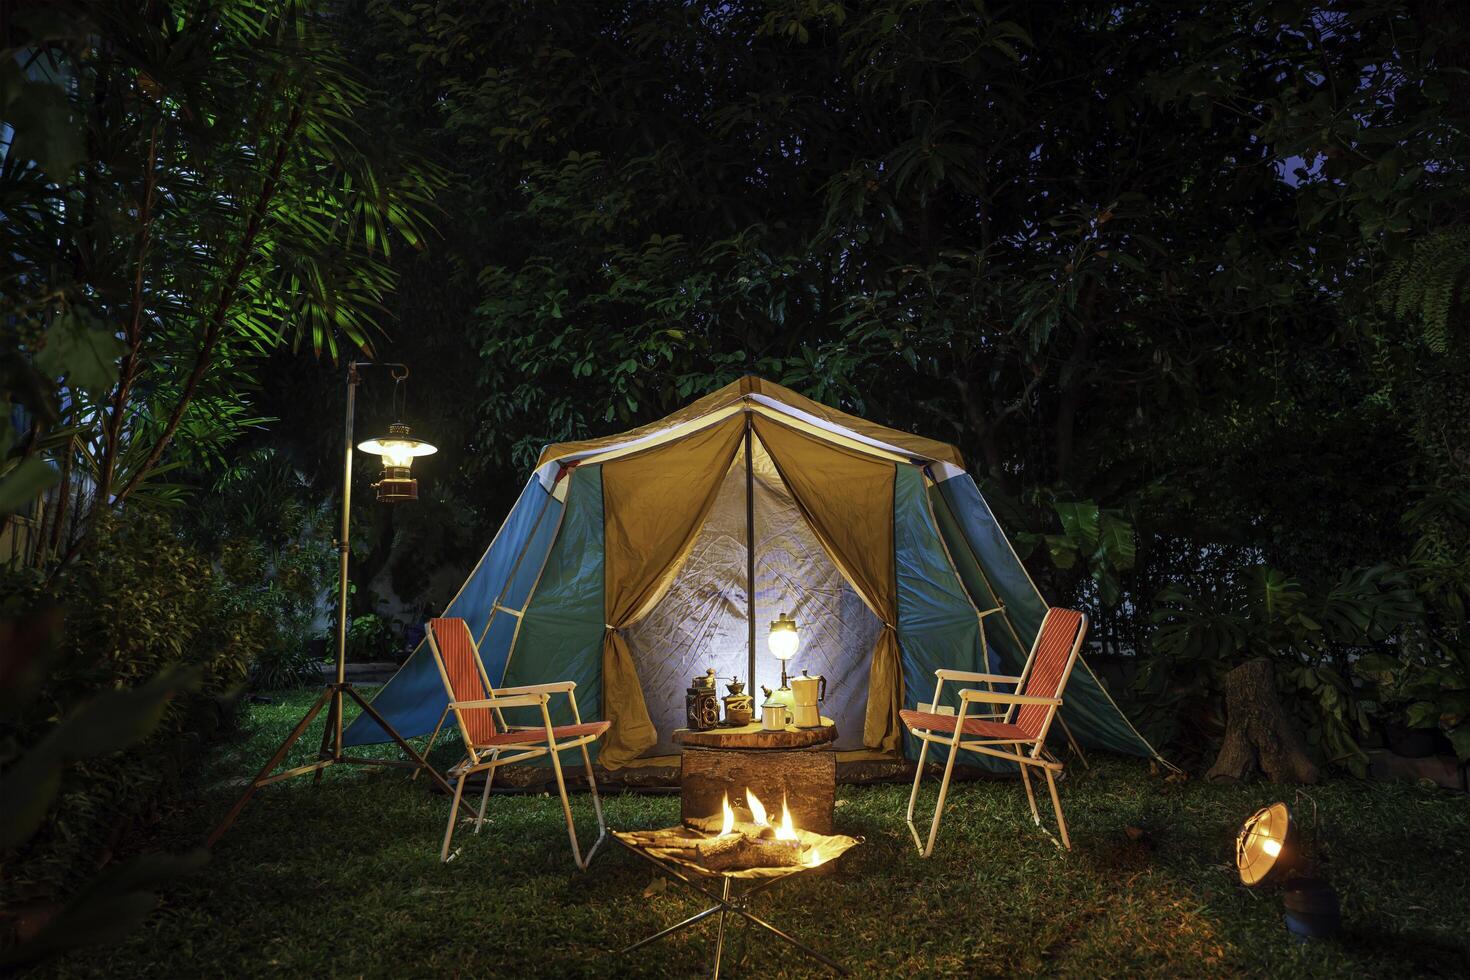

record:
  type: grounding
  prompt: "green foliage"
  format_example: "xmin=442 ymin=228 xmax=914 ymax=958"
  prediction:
xmin=1140 ymin=563 xmax=1428 ymax=773
xmin=1 ymin=0 xmax=441 ymax=565
xmin=1379 ymin=227 xmax=1470 ymax=354
xmin=1017 ymin=500 xmax=1136 ymax=606
xmin=0 ymin=602 xmax=209 ymax=970
xmin=178 ymin=448 xmax=336 ymax=689
xmin=346 ymin=613 xmax=395 ymax=663
xmin=0 ymin=512 xmax=259 ymax=917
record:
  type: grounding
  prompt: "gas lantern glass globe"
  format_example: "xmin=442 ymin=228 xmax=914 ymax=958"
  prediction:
xmin=768 ymin=612 xmax=799 ymax=661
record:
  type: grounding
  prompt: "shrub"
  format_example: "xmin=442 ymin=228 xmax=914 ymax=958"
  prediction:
xmin=0 ymin=512 xmax=262 ymax=908
xmin=346 ymin=613 xmax=395 ymax=662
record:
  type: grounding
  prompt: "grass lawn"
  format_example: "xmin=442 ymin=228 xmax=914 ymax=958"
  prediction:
xmin=40 ymin=689 xmax=1470 ymax=978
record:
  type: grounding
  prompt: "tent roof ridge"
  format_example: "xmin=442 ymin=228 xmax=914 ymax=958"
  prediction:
xmin=533 ymin=375 xmax=966 ymax=478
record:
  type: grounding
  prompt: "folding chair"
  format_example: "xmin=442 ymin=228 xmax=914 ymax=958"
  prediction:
xmin=423 ymin=617 xmax=609 ymax=868
xmin=900 ymin=607 xmax=1088 ymax=856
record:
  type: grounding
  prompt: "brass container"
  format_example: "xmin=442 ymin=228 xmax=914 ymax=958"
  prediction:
xmin=721 ymin=677 xmax=754 ymax=727
xmin=685 ymin=668 xmax=721 ymax=731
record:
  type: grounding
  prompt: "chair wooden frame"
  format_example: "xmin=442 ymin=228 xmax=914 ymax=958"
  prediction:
xmin=902 ymin=608 xmax=1088 ymax=856
xmin=423 ymin=618 xmax=607 ymax=869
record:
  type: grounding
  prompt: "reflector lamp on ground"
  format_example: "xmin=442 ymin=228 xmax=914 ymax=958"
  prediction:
xmin=1235 ymin=802 xmax=1341 ymax=940
xmin=207 ymin=361 xmax=451 ymax=846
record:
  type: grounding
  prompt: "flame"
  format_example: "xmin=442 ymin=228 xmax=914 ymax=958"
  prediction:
xmin=746 ymin=789 xmax=769 ymax=827
xmin=720 ymin=792 xmax=734 ymax=836
xmin=776 ymin=796 xmax=798 ymax=841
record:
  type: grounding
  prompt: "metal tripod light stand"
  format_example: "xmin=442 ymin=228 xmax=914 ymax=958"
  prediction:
xmin=208 ymin=362 xmax=452 ymax=846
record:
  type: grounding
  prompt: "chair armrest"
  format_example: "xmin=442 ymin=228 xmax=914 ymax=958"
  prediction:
xmin=958 ymin=689 xmax=1061 ymax=706
xmin=452 ymin=694 xmax=547 ymax=710
xmin=495 ymin=681 xmax=576 ymax=697
xmin=936 ymin=668 xmax=1022 ymax=686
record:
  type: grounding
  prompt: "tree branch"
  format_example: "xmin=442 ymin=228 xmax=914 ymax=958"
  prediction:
xmin=114 ymin=101 xmax=305 ymax=506
xmin=97 ymin=120 xmax=163 ymax=502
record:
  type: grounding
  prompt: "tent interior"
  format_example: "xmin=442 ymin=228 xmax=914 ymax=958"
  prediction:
xmin=627 ymin=434 xmax=883 ymax=755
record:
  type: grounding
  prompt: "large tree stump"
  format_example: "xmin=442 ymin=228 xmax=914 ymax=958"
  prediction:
xmin=1207 ymin=658 xmax=1319 ymax=784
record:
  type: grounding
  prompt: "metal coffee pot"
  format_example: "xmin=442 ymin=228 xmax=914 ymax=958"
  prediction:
xmin=789 ymin=669 xmax=826 ymax=728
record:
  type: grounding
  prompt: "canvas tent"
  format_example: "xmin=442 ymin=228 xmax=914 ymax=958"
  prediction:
xmin=344 ymin=377 xmax=1164 ymax=771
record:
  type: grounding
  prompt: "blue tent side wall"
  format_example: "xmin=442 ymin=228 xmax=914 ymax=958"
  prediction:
xmin=497 ymin=464 xmax=608 ymax=761
xmin=892 ymin=465 xmax=1011 ymax=769
xmin=932 ymin=474 xmax=1161 ymax=760
xmin=343 ymin=476 xmax=562 ymax=746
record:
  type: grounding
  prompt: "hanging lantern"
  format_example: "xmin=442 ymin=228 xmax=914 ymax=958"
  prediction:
xmin=358 ymin=422 xmax=437 ymax=502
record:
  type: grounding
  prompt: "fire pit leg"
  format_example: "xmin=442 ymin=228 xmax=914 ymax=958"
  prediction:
xmin=727 ymin=902 xmax=849 ymax=976
xmin=614 ymin=835 xmax=851 ymax=976
xmin=623 ymin=902 xmax=725 ymax=953
xmin=711 ymin=877 xmax=732 ymax=979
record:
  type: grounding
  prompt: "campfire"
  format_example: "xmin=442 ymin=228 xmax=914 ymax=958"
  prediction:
xmin=617 ymin=786 xmax=853 ymax=874
xmin=681 ymin=789 xmax=808 ymax=870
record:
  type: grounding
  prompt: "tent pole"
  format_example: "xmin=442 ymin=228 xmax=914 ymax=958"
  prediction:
xmin=745 ymin=412 xmax=756 ymax=691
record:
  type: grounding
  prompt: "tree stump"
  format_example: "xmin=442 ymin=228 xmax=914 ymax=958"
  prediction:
xmin=679 ymin=747 xmax=835 ymax=834
xmin=1207 ymin=658 xmax=1319 ymax=784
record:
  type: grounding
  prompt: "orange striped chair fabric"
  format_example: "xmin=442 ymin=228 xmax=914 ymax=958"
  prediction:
xmin=897 ymin=607 xmax=1084 ymax=742
xmin=1013 ymin=607 xmax=1085 ymax=736
xmin=431 ymin=618 xmax=498 ymax=744
xmin=428 ymin=617 xmax=610 ymax=748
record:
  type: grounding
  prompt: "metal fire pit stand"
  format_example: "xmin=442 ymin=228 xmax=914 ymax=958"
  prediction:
xmin=614 ymin=835 xmax=853 ymax=978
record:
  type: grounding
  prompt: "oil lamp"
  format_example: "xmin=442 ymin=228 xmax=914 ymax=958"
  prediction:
xmin=358 ymin=422 xmax=437 ymax=502
xmin=768 ymin=611 xmax=799 ymax=688
xmin=357 ymin=367 xmax=436 ymax=502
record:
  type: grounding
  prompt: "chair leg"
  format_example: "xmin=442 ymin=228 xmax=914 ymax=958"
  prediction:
xmin=474 ymin=750 xmax=498 ymax=833
xmin=413 ymin=707 xmax=449 ymax=782
xmin=904 ymin=735 xmax=932 ymax=855
xmin=1045 ymin=767 xmax=1071 ymax=850
xmin=1018 ymin=758 xmax=1041 ymax=826
xmin=578 ymin=740 xmax=607 ymax=865
xmin=919 ymin=737 xmax=963 ymax=859
xmin=441 ymin=771 xmax=467 ymax=863
xmin=546 ymin=743 xmax=587 ymax=870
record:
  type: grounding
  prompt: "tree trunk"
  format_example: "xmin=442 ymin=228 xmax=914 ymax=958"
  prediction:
xmin=1207 ymin=658 xmax=1319 ymax=784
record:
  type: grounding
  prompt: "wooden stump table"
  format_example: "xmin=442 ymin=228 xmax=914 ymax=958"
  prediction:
xmin=674 ymin=721 xmax=837 ymax=835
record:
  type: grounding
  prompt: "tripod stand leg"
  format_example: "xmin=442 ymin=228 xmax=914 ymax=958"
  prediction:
xmin=207 ymin=686 xmax=333 ymax=847
xmin=313 ymin=690 xmax=340 ymax=786
xmin=345 ymin=685 xmax=454 ymax=795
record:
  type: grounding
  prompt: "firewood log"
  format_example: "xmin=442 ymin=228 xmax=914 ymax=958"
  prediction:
xmin=696 ymin=835 xmax=801 ymax=871
xmin=682 ymin=815 xmax=776 ymax=839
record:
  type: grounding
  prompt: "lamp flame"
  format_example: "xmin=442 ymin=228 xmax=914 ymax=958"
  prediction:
xmin=746 ymin=789 xmax=769 ymax=827
xmin=1262 ymin=837 xmax=1282 ymax=857
xmin=776 ymin=796 xmax=798 ymax=841
xmin=720 ymin=792 xmax=734 ymax=836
